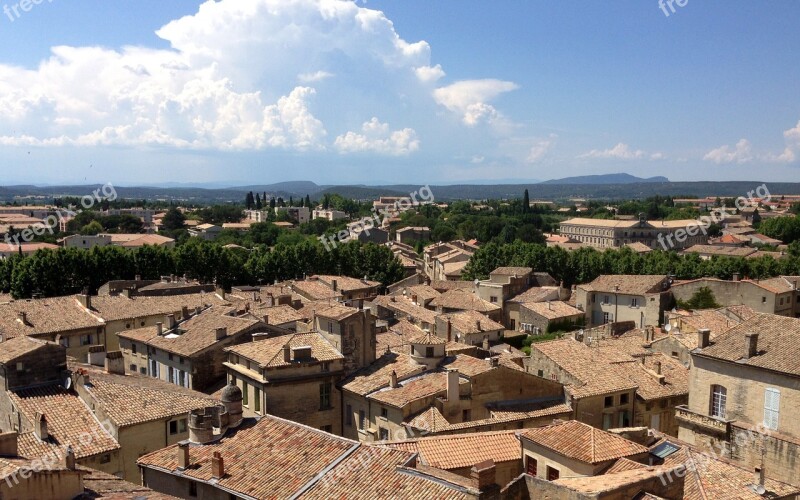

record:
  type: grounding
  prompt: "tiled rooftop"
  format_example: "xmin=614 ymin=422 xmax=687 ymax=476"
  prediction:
xmin=520 ymin=300 xmax=583 ymax=320
xmin=507 ymin=286 xmax=560 ymax=304
xmin=314 ymin=275 xmax=381 ymax=292
xmin=369 ymin=372 xmax=452 ymax=409
xmin=533 ymin=339 xmax=639 ymax=399
xmin=297 ymin=300 xmax=360 ymax=321
xmin=137 ymin=415 xmax=468 ymax=500
xmin=578 ymin=275 xmax=667 ymax=295
xmin=0 ymin=336 xmax=57 ymax=363
xmin=227 ymin=332 xmax=343 ymax=369
xmin=698 ymin=313 xmax=800 ymax=376
xmin=11 ymin=386 xmax=120 ymax=459
xmin=429 ymin=289 xmax=501 ymax=313
xmin=372 ymin=295 xmax=437 ymax=324
xmin=90 ymin=292 xmax=227 ymax=322
xmin=78 ymin=370 xmax=217 ymax=427
xmin=386 ymin=430 xmax=521 ymax=470
xmin=342 ymin=352 xmax=426 ymax=397
xmin=519 ymin=420 xmax=648 ymax=464
xmin=442 ymin=309 xmax=504 ymax=335
xmin=0 ymin=295 xmax=104 ymax=338
xmin=118 ymin=307 xmax=262 ymax=357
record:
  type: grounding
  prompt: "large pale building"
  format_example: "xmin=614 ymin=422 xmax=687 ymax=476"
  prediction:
xmin=558 ymin=215 xmax=708 ymax=250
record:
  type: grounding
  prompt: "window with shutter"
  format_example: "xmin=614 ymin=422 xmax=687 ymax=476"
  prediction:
xmin=764 ymin=388 xmax=780 ymax=430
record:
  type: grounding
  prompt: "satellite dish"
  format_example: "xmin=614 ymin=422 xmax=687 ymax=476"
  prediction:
xmin=664 ymin=323 xmax=672 ymax=332
xmin=755 ymin=485 xmax=767 ymax=495
xmin=63 ymin=377 xmax=72 ymax=390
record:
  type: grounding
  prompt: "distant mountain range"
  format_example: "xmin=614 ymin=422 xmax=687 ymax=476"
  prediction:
xmin=540 ymin=173 xmax=670 ymax=185
xmin=3 ymin=177 xmax=800 ymax=203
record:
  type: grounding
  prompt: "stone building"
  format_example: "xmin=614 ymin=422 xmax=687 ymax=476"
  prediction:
xmin=576 ymin=274 xmax=671 ymax=328
xmin=341 ymin=333 xmax=567 ymax=443
xmin=670 ymin=276 xmax=800 ymax=317
xmin=558 ymin=216 xmax=708 ymax=250
xmin=117 ymin=306 xmax=266 ymax=392
xmin=224 ymin=332 xmax=344 ymax=433
xmin=298 ymin=301 xmax=376 ymax=376
xmin=677 ymin=313 xmax=800 ymax=487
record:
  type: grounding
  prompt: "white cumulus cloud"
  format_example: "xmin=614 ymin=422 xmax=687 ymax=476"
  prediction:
xmin=334 ymin=117 xmax=419 ymax=156
xmin=703 ymin=139 xmax=754 ymax=164
xmin=578 ymin=142 xmax=646 ymax=160
xmin=433 ymin=79 xmax=519 ymax=127
xmin=526 ymin=134 xmax=558 ymax=163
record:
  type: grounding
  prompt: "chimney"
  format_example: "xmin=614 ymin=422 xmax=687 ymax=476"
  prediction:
xmin=215 ymin=327 xmax=228 ymax=341
xmin=17 ymin=311 xmax=28 ymax=326
xmin=78 ymin=293 xmax=91 ymax=309
xmin=64 ymin=445 xmax=76 ymax=470
xmin=166 ymin=314 xmax=176 ymax=329
xmin=732 ymin=272 xmax=740 ymax=282
xmin=0 ymin=432 xmax=18 ymax=457
xmin=390 ymin=370 xmax=399 ymax=388
xmin=283 ymin=345 xmax=291 ymax=363
xmin=263 ymin=315 xmax=269 ymax=325
xmin=332 ymin=279 xmax=338 ymax=292
xmin=447 ymin=369 xmax=459 ymax=403
xmin=654 ymin=360 xmax=662 ymax=375
xmin=177 ymin=441 xmax=190 ymax=470
xmin=446 ymin=319 xmax=452 ymax=342
xmin=195 ymin=306 xmax=202 ymax=316
xmin=104 ymin=351 xmax=125 ymax=375
xmin=482 ymin=336 xmax=490 ymax=351
xmin=156 ymin=322 xmax=163 ymax=336
xmin=697 ymin=328 xmax=711 ymax=349
xmin=122 ymin=288 xmax=131 ymax=298
xmin=181 ymin=305 xmax=189 ymax=319
xmin=211 ymin=451 xmax=224 ymax=479
xmin=470 ymin=459 xmax=497 ymax=491
xmin=34 ymin=413 xmax=48 ymax=441
xmin=135 ymin=274 xmax=141 ymax=281
xmin=745 ymin=333 xmax=759 ymax=359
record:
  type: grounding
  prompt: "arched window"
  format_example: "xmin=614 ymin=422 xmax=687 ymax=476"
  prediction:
xmin=710 ymin=385 xmax=727 ymax=418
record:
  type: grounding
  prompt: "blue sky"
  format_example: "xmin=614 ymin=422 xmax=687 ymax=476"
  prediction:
xmin=0 ymin=0 xmax=798 ymax=186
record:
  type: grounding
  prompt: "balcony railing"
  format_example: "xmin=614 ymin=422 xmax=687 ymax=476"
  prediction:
xmin=675 ymin=405 xmax=731 ymax=435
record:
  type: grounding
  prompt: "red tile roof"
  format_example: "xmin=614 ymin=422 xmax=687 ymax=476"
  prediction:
xmin=519 ymin=420 xmax=648 ymax=464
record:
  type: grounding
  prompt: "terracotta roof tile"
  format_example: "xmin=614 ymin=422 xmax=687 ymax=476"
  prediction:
xmin=0 ymin=336 xmax=58 ymax=363
xmin=441 ymin=310 xmax=504 ymax=335
xmin=430 ymin=289 xmax=500 ymax=313
xmin=137 ymin=415 xmax=467 ymax=500
xmin=579 ymin=275 xmax=667 ymax=295
xmin=118 ymin=307 xmax=262 ymax=357
xmin=386 ymin=430 xmax=521 ymax=470
xmin=519 ymin=420 xmax=648 ymax=464
xmin=342 ymin=352 xmax=426 ymax=396
xmin=226 ymin=332 xmax=343 ymax=369
xmin=697 ymin=313 xmax=800 ymax=375
xmin=79 ymin=371 xmax=217 ymax=427
xmin=11 ymin=386 xmax=120 ymax=459
xmin=0 ymin=296 xmax=104 ymax=338
xmin=520 ymin=301 xmax=583 ymax=320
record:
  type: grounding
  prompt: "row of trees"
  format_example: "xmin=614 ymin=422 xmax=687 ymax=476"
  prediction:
xmin=461 ymin=242 xmax=800 ymax=286
xmin=0 ymin=239 xmax=404 ymax=299
xmin=244 ymin=192 xmax=313 ymax=210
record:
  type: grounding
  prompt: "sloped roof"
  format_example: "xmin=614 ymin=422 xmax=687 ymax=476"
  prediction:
xmin=226 ymin=332 xmax=343 ymax=369
xmin=518 ymin=420 xmax=648 ymax=464
xmin=430 ymin=289 xmax=501 ymax=313
xmin=386 ymin=430 xmax=521 ymax=470
xmin=578 ymin=275 xmax=667 ymax=295
xmin=697 ymin=313 xmax=800 ymax=376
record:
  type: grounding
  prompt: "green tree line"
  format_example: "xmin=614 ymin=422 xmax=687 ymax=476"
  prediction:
xmin=461 ymin=242 xmax=800 ymax=286
xmin=0 ymin=239 xmax=404 ymax=299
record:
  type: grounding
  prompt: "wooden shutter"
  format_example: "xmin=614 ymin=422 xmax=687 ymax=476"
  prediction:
xmin=764 ymin=388 xmax=780 ymax=430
